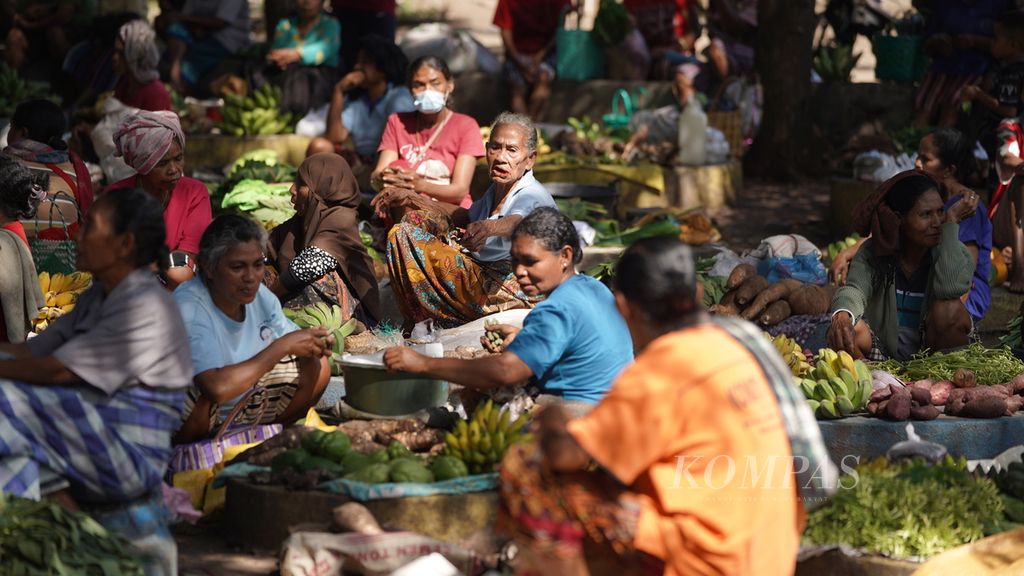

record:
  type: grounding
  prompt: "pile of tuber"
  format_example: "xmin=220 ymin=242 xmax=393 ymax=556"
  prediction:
xmin=710 ymin=266 xmax=833 ymax=327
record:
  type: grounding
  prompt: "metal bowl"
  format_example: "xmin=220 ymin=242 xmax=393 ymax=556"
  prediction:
xmin=340 ymin=359 xmax=448 ymax=417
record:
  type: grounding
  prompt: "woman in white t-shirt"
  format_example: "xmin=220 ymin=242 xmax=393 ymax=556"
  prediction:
xmin=173 ymin=214 xmax=333 ymax=444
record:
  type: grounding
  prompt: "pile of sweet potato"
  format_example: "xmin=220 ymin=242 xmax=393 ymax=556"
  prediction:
xmin=868 ymin=369 xmax=1024 ymax=420
xmin=709 ymin=263 xmax=834 ymax=326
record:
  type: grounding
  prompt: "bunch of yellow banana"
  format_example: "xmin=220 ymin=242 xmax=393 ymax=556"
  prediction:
xmin=443 ymin=399 xmax=532 ymax=475
xmin=33 ymin=272 xmax=92 ymax=332
xmin=766 ymin=333 xmax=812 ymax=378
xmin=795 ymin=348 xmax=873 ymax=420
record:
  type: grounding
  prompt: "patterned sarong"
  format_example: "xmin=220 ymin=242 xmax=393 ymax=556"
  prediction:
xmin=386 ymin=211 xmax=537 ymax=328
xmin=0 ymin=380 xmax=185 ymax=502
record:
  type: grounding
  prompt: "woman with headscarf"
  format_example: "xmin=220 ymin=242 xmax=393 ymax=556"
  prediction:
xmin=3 ymin=98 xmax=94 ymax=241
xmin=828 ymin=170 xmax=975 ymax=361
xmin=107 ymin=110 xmax=213 ymax=289
xmin=266 ymin=153 xmax=381 ymax=326
xmin=112 ymin=19 xmax=172 ymax=112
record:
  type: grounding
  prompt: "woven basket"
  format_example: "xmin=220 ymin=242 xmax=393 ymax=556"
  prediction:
xmin=708 ymin=108 xmax=744 ymax=158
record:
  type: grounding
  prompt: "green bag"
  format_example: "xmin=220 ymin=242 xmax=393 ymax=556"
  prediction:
xmin=27 ymin=193 xmax=77 ymax=275
xmin=556 ymin=7 xmax=606 ymax=82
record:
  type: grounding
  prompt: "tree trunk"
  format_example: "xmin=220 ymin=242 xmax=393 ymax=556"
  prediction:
xmin=745 ymin=0 xmax=817 ymax=180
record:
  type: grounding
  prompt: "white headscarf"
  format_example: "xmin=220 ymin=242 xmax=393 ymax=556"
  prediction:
xmin=119 ymin=19 xmax=160 ymax=84
xmin=113 ymin=110 xmax=185 ymax=175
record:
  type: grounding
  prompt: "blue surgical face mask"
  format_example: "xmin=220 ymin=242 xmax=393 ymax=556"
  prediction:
xmin=413 ymin=89 xmax=447 ymax=114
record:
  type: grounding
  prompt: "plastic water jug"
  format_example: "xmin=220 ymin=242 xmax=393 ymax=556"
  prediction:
xmin=677 ymin=98 xmax=707 ymax=166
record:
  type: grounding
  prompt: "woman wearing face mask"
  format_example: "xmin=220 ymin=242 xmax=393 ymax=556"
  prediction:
xmin=369 ymin=56 xmax=484 ymax=210
xmin=107 ymin=110 xmax=213 ymax=289
xmin=377 ymin=112 xmax=556 ymax=329
xmin=384 ymin=207 xmax=632 ymax=405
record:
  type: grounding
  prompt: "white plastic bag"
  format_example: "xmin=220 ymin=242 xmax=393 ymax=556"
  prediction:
xmin=91 ymin=97 xmax=140 ymax=182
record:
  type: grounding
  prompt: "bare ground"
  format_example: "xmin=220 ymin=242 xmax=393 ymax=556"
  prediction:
xmin=708 ymin=179 xmax=834 ymax=251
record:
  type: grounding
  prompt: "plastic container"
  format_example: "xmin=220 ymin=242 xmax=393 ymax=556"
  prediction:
xmin=677 ymin=99 xmax=707 ymax=166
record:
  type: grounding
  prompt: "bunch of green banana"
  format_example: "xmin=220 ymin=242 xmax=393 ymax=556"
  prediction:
xmin=483 ymin=319 xmax=504 ymax=349
xmin=796 ymin=348 xmax=873 ymax=419
xmin=284 ymin=303 xmax=357 ymax=367
xmin=217 ymin=84 xmax=296 ymax=136
xmin=443 ymin=399 xmax=532 ymax=475
xmin=767 ymin=333 xmax=812 ymax=378
xmin=813 ymin=43 xmax=861 ymax=82
xmin=825 ymin=234 xmax=861 ymax=263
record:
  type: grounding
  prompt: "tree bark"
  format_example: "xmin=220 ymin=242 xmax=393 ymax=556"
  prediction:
xmin=745 ymin=0 xmax=817 ymax=180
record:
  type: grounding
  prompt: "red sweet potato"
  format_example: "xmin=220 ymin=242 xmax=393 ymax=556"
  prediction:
xmin=953 ymin=368 xmax=977 ymax=389
xmin=1006 ymin=372 xmax=1024 ymax=394
xmin=930 ymin=381 xmax=954 ymax=406
xmin=910 ymin=379 xmax=934 ymax=391
xmin=870 ymin=387 xmax=893 ymax=402
xmin=910 ymin=387 xmax=932 ymax=406
xmin=726 ymin=263 xmax=756 ymax=290
xmin=910 ymin=404 xmax=940 ymax=421
xmin=885 ymin=388 xmax=912 ymax=421
xmin=866 ymin=402 xmax=880 ymax=415
xmin=959 ymin=396 xmax=1008 ymax=419
xmin=1006 ymin=395 xmax=1024 ymax=416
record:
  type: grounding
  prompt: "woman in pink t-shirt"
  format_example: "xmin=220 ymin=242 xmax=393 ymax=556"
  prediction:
xmin=107 ymin=111 xmax=212 ymax=290
xmin=370 ymin=56 xmax=484 ymax=210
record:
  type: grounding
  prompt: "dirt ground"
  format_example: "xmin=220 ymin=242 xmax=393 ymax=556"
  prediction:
xmin=177 ymin=521 xmax=278 ymax=576
xmin=708 ymin=178 xmax=834 ymax=251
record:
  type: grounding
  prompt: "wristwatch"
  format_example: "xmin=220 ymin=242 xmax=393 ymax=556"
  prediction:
xmin=169 ymin=252 xmax=193 ymax=270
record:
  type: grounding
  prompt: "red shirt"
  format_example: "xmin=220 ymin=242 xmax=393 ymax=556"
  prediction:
xmin=114 ymin=78 xmax=173 ymax=112
xmin=378 ymin=111 xmax=485 ymax=208
xmin=2 ymin=222 xmax=29 ymax=247
xmin=493 ymin=0 xmax=570 ymax=55
xmin=104 ymin=176 xmax=212 ymax=254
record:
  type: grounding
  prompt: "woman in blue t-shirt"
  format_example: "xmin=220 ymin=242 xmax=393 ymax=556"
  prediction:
xmin=383 ymin=207 xmax=634 ymax=405
xmin=173 ymin=214 xmax=334 ymax=444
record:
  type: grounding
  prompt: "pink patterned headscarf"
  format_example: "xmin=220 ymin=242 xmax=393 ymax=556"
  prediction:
xmin=113 ymin=110 xmax=185 ymax=175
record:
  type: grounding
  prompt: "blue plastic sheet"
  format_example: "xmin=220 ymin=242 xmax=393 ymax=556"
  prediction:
xmin=319 ymin=474 xmax=499 ymax=501
xmin=757 ymin=254 xmax=828 ymax=286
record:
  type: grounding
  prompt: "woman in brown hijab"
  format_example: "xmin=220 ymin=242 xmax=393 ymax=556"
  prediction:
xmin=267 ymin=153 xmax=381 ymax=326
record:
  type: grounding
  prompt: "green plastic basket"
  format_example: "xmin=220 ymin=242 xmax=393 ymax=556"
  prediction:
xmin=873 ymin=34 xmax=928 ymax=82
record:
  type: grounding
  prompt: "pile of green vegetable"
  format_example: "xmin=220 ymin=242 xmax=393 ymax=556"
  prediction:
xmin=0 ymin=494 xmax=144 ymax=575
xmin=592 ymin=0 xmax=632 ymax=47
xmin=804 ymin=456 xmax=1003 ymax=559
xmin=271 ymin=430 xmax=469 ymax=485
xmin=1000 ymin=315 xmax=1022 ymax=351
xmin=869 ymin=344 xmax=1024 ymax=386
xmin=0 ymin=64 xmax=52 ymax=117
xmin=813 ymin=43 xmax=861 ymax=82
xmin=986 ymin=459 xmax=1024 ymax=533
xmin=214 ymin=150 xmax=300 ymax=227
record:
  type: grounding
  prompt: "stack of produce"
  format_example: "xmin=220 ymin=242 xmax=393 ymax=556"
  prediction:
xmin=767 ymin=333 xmax=812 ymax=378
xmin=284 ymin=304 xmax=357 ymax=375
xmin=867 ymin=365 xmax=1024 ymax=420
xmin=444 ymin=399 xmax=531 ymax=475
xmin=0 ymin=64 xmax=51 ymax=117
xmin=709 ymin=264 xmax=834 ymax=327
xmin=812 ymin=43 xmax=861 ymax=82
xmin=0 ymin=493 xmax=144 ymax=574
xmin=804 ymin=456 xmax=1003 ymax=559
xmin=987 ymin=459 xmax=1024 ymax=532
xmin=220 ymin=179 xmax=294 ymax=228
xmin=217 ymin=85 xmax=296 ymax=136
xmin=33 ymin=272 xmax=92 ymax=332
xmin=822 ymin=234 xmax=861 ymax=263
xmin=795 ymin=348 xmax=873 ymax=419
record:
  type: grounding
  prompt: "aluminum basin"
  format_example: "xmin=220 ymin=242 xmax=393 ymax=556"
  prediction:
xmin=340 ymin=359 xmax=448 ymax=416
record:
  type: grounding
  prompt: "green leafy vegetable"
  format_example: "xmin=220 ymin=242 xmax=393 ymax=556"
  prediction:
xmin=868 ymin=344 xmax=1024 ymax=385
xmin=804 ymin=456 xmax=1002 ymax=559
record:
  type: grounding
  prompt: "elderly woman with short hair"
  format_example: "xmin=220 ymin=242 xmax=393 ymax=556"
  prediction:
xmin=375 ymin=111 xmax=556 ymax=328
xmin=172 ymin=214 xmax=333 ymax=444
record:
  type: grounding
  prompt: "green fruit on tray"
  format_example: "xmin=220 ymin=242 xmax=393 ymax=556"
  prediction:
xmin=343 ymin=463 xmax=391 ymax=483
xmin=386 ymin=440 xmax=413 ymax=461
xmin=430 ymin=455 xmax=469 ymax=481
xmin=366 ymin=449 xmax=390 ymax=464
xmin=301 ymin=456 xmax=344 ymax=476
xmin=271 ymin=448 xmax=310 ymax=473
xmin=321 ymin=432 xmax=352 ymax=461
xmin=341 ymin=452 xmax=370 ymax=473
xmin=301 ymin=430 xmax=330 ymax=453
xmin=388 ymin=459 xmax=434 ymax=483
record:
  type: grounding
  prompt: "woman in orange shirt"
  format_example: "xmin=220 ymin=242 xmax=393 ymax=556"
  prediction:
xmin=498 ymin=235 xmax=808 ymax=576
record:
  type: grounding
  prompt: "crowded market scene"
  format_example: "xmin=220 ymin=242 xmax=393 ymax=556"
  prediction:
xmin=3 ymin=0 xmax=1024 ymax=574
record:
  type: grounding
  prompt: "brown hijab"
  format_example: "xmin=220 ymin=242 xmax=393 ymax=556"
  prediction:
xmin=268 ymin=153 xmax=381 ymax=323
xmin=851 ymin=169 xmax=938 ymax=259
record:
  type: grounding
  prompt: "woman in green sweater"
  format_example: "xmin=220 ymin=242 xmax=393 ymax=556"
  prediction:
xmin=828 ymin=171 xmax=976 ymax=361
